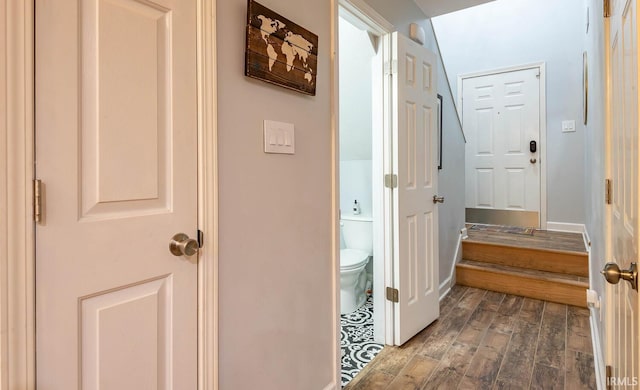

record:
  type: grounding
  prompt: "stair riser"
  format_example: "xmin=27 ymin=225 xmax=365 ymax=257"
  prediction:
xmin=463 ymin=241 xmax=589 ymax=277
xmin=456 ymin=265 xmax=587 ymax=308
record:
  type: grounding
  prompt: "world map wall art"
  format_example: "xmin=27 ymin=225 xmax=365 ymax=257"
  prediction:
xmin=245 ymin=0 xmax=318 ymax=95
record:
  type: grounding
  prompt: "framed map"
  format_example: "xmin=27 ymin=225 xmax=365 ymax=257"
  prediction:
xmin=245 ymin=0 xmax=318 ymax=95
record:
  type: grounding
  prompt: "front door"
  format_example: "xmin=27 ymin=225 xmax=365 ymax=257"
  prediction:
xmin=462 ymin=67 xmax=541 ymax=227
xmin=606 ymin=0 xmax=640 ymax=385
xmin=392 ymin=32 xmax=440 ymax=345
xmin=35 ymin=1 xmax=198 ymax=388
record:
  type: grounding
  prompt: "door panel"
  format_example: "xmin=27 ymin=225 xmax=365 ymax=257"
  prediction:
xmin=463 ymin=68 xmax=540 ymax=223
xmin=35 ymin=0 xmax=198 ymax=388
xmin=607 ymin=0 xmax=640 ymax=385
xmin=392 ymin=32 xmax=439 ymax=345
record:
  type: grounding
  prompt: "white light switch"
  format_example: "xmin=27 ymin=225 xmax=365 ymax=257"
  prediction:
xmin=264 ymin=120 xmax=295 ymax=154
xmin=562 ymin=120 xmax=576 ymax=133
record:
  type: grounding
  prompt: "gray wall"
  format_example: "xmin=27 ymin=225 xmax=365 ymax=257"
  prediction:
xmin=584 ymin=0 xmax=606 ymax=372
xmin=364 ymin=0 xmax=467 ymax=288
xmin=217 ymin=0 xmax=334 ymax=388
xmin=432 ymin=0 xmax=587 ymax=225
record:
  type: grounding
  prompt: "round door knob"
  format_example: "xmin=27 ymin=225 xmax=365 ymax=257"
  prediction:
xmin=601 ymin=262 xmax=638 ymax=290
xmin=601 ymin=262 xmax=623 ymax=284
xmin=530 ymin=158 xmax=537 ymax=164
xmin=433 ymin=195 xmax=445 ymax=204
xmin=169 ymin=233 xmax=199 ymax=257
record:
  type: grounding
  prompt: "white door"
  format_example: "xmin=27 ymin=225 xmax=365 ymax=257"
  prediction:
xmin=606 ymin=0 xmax=640 ymax=385
xmin=391 ymin=32 xmax=440 ymax=345
xmin=463 ymin=68 xmax=540 ymax=224
xmin=35 ymin=1 xmax=198 ymax=388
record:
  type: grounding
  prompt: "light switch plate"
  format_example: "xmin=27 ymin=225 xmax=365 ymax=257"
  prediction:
xmin=562 ymin=120 xmax=576 ymax=133
xmin=264 ymin=120 xmax=295 ymax=154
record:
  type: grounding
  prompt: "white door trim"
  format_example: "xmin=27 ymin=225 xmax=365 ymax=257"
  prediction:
xmin=331 ymin=0 xmax=340 ymax=386
xmin=0 ymin=1 xmax=218 ymax=389
xmin=457 ymin=62 xmax=547 ymax=230
xmin=196 ymin=0 xmax=219 ymax=389
xmin=1 ymin=1 xmax=35 ymax=389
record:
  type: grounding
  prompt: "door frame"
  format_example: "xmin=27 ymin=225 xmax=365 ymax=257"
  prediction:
xmin=457 ymin=62 xmax=548 ymax=230
xmin=337 ymin=0 xmax=395 ymax=349
xmin=0 ymin=1 xmax=219 ymax=389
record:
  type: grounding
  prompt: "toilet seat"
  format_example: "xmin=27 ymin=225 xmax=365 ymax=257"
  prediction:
xmin=340 ymin=248 xmax=370 ymax=271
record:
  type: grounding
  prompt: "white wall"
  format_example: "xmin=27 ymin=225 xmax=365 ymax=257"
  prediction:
xmin=340 ymin=160 xmax=372 ymax=217
xmin=364 ymin=0 xmax=467 ymax=289
xmin=583 ymin=0 xmax=606 ymax=381
xmin=339 ymin=16 xmax=374 ymax=218
xmin=432 ymin=0 xmax=587 ymax=224
xmin=217 ymin=0 xmax=335 ymax=388
xmin=339 ymin=17 xmax=374 ymax=161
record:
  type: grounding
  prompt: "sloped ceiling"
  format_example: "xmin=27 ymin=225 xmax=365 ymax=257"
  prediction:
xmin=413 ymin=0 xmax=495 ymax=17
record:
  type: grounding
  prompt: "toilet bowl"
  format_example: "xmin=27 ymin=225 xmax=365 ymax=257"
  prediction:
xmin=340 ymin=216 xmax=373 ymax=314
xmin=340 ymin=248 xmax=370 ymax=314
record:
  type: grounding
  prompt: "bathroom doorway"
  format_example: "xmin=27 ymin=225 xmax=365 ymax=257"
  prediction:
xmin=337 ymin=2 xmax=391 ymax=386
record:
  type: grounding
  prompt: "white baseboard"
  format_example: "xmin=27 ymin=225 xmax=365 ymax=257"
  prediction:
xmin=322 ymin=382 xmax=338 ymax=390
xmin=589 ymin=306 xmax=606 ymax=390
xmin=438 ymin=279 xmax=451 ymax=300
xmin=546 ymin=221 xmax=586 ymax=234
xmin=439 ymin=228 xmax=464 ymax=301
xmin=582 ymin=227 xmax=592 ymax=254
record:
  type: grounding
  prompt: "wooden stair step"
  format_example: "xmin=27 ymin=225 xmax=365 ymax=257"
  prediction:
xmin=456 ymin=259 xmax=588 ymax=308
xmin=462 ymin=240 xmax=588 ymax=277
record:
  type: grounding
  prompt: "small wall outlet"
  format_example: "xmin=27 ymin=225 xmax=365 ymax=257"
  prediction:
xmin=562 ymin=120 xmax=576 ymax=133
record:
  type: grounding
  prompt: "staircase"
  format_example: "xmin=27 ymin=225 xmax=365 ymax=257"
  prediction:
xmin=456 ymin=226 xmax=589 ymax=307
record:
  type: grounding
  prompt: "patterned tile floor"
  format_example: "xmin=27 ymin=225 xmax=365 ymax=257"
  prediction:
xmin=341 ymin=296 xmax=384 ymax=387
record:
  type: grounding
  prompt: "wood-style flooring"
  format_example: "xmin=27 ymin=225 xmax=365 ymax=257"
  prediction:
xmin=465 ymin=225 xmax=587 ymax=253
xmin=344 ymin=285 xmax=596 ymax=390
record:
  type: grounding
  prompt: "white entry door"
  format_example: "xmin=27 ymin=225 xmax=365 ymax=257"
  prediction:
xmin=463 ymin=68 xmax=541 ymax=226
xmin=606 ymin=0 xmax=640 ymax=385
xmin=391 ymin=32 xmax=440 ymax=345
xmin=35 ymin=1 xmax=198 ymax=388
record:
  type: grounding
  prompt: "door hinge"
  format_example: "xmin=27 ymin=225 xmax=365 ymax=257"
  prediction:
xmin=33 ymin=179 xmax=42 ymax=223
xmin=605 ymin=179 xmax=612 ymax=205
xmin=384 ymin=174 xmax=398 ymax=189
xmin=604 ymin=0 xmax=611 ymax=17
xmin=386 ymin=287 xmax=399 ymax=303
xmin=605 ymin=365 xmax=612 ymax=390
xmin=384 ymin=60 xmax=398 ymax=76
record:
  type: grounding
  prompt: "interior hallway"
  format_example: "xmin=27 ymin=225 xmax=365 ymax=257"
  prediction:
xmin=344 ymin=285 xmax=596 ymax=389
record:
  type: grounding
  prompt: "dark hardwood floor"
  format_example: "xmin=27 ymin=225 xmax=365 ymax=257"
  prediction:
xmin=465 ymin=225 xmax=587 ymax=253
xmin=344 ymin=285 xmax=596 ymax=390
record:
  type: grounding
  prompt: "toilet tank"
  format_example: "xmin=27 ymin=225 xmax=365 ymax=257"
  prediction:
xmin=340 ymin=215 xmax=373 ymax=255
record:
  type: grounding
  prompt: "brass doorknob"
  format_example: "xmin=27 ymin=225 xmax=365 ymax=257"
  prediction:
xmin=433 ymin=195 xmax=445 ymax=204
xmin=601 ymin=262 xmax=638 ymax=291
xmin=169 ymin=233 xmax=199 ymax=257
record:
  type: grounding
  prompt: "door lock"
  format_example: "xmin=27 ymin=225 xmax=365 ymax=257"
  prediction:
xmin=433 ymin=195 xmax=445 ymax=204
xmin=601 ymin=262 xmax=638 ymax=291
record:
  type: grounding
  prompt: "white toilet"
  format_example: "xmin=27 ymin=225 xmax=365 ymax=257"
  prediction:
xmin=340 ymin=216 xmax=372 ymax=314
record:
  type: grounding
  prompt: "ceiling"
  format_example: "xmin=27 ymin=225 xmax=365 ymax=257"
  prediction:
xmin=412 ymin=0 xmax=495 ymax=17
